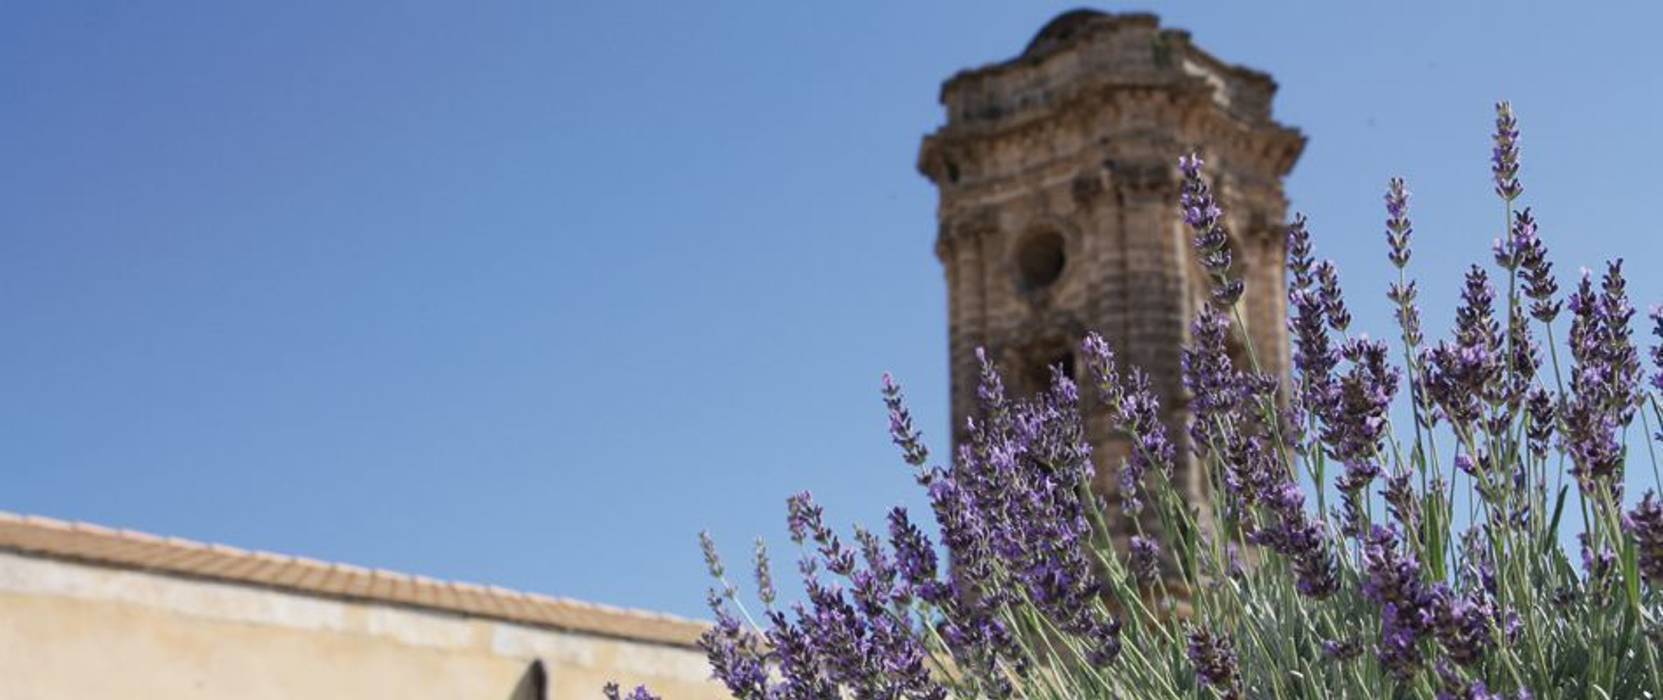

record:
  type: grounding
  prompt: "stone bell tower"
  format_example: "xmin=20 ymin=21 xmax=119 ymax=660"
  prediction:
xmin=917 ymin=10 xmax=1304 ymax=524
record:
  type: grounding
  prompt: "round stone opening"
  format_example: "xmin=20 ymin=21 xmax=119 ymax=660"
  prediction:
xmin=1016 ymin=231 xmax=1067 ymax=291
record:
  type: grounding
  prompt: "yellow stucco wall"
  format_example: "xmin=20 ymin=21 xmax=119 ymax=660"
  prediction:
xmin=0 ymin=552 xmax=726 ymax=699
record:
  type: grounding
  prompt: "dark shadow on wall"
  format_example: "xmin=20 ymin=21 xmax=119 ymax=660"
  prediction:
xmin=509 ymin=659 xmax=547 ymax=700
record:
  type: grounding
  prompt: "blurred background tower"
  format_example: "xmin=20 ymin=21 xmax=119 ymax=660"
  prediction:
xmin=917 ymin=10 xmax=1304 ymax=535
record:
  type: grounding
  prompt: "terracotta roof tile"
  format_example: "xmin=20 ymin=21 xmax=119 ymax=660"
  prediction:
xmin=236 ymin=552 xmax=292 ymax=582
xmin=0 ymin=511 xmax=706 ymax=647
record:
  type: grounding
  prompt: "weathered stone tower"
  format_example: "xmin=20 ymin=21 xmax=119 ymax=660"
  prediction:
xmin=917 ymin=10 xmax=1303 ymax=525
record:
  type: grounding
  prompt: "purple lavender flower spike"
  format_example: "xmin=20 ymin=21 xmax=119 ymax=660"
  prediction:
xmin=752 ymin=537 xmax=776 ymax=607
xmin=1390 ymin=279 xmax=1425 ymax=354
xmin=1429 ymin=585 xmax=1493 ymax=666
xmin=797 ymin=578 xmax=872 ymax=693
xmin=1290 ymin=287 xmax=1337 ymax=414
xmin=1315 ymin=261 xmax=1351 ymax=332
xmin=1598 ymin=260 xmax=1641 ymax=418
xmin=1290 ymin=537 xmax=1340 ymax=601
xmin=1563 ymin=262 xmax=1640 ymax=494
xmin=1178 ymin=153 xmax=1243 ymax=307
xmin=785 ymin=492 xmax=817 ymax=545
xmin=1187 ymin=628 xmax=1245 ymax=700
xmin=1362 ymin=525 xmax=1438 ymax=675
xmin=699 ymin=530 xmax=740 ymax=600
xmin=765 ymin=607 xmax=839 ymax=699
xmin=1083 ymin=332 xmax=1175 ymax=514
xmin=1362 ymin=525 xmax=1426 ymax=609
xmin=1129 ymin=535 xmax=1161 ymax=586
xmin=1289 ymin=213 xmax=1316 ymax=291
xmin=1493 ymin=101 xmax=1523 ymax=201
xmin=1423 ymin=266 xmax=1504 ymax=429
xmin=1626 ymin=490 xmax=1663 ymax=584
xmin=1327 ymin=337 xmax=1399 ymax=465
xmin=887 ymin=507 xmax=942 ymax=604
xmin=785 ymin=491 xmax=856 ymax=575
xmin=1245 ymin=481 xmax=1339 ymax=598
xmin=1183 ymin=307 xmax=1243 ymax=448
xmin=1378 ymin=603 xmax=1422 ymax=679
xmin=700 ymin=585 xmax=770 ymax=699
xmin=882 ymin=372 xmax=929 ymax=468
xmin=699 ymin=530 xmax=726 ymax=581
xmin=1087 ymin=616 xmax=1124 ymax=667
xmin=1383 ymin=469 xmax=1421 ymax=532
xmin=973 ymin=346 xmax=1010 ymax=419
xmin=1512 ymin=208 xmax=1560 ymax=323
xmin=850 ymin=528 xmax=896 ymax=614
xmin=1385 ymin=178 xmax=1413 ymax=268
xmin=1505 ymin=312 xmax=1540 ymax=403
xmin=1650 ymin=305 xmax=1663 ymax=393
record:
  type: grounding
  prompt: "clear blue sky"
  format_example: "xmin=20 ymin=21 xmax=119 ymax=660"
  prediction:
xmin=3 ymin=2 xmax=1661 ymax=619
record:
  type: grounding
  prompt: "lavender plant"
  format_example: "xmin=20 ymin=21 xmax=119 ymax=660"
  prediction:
xmin=653 ymin=103 xmax=1663 ymax=698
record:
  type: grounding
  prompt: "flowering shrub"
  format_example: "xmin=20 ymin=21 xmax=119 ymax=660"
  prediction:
xmin=659 ymin=103 xmax=1663 ymax=698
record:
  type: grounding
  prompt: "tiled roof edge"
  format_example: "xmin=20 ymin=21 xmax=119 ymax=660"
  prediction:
xmin=0 ymin=511 xmax=709 ymax=648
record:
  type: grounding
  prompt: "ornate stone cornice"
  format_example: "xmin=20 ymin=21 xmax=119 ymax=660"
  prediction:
xmin=919 ymin=12 xmax=1303 ymax=193
xmin=920 ymin=82 xmax=1304 ymax=193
